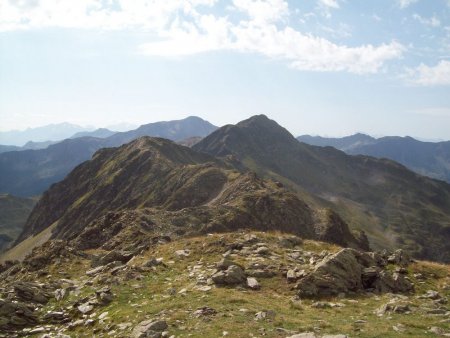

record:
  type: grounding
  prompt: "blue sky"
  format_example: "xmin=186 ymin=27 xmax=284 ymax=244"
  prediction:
xmin=0 ymin=0 xmax=449 ymax=139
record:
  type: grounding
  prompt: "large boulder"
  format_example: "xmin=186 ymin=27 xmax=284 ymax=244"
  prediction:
xmin=296 ymin=249 xmax=362 ymax=297
xmin=212 ymin=265 xmax=246 ymax=285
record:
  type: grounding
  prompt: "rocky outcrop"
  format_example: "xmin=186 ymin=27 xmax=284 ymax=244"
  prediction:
xmin=0 ymin=298 xmax=39 ymax=330
xmin=13 ymin=281 xmax=52 ymax=304
xmin=296 ymin=248 xmax=414 ymax=298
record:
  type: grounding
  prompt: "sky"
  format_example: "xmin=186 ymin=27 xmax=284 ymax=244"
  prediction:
xmin=0 ymin=0 xmax=450 ymax=139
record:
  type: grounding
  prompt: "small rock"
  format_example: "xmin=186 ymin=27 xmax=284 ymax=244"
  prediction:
xmin=254 ymin=246 xmax=270 ymax=256
xmin=216 ymin=258 xmax=235 ymax=270
xmin=421 ymin=290 xmax=441 ymax=300
xmin=29 ymin=327 xmax=46 ymax=334
xmin=54 ymin=288 xmax=67 ymax=301
xmin=193 ymin=306 xmax=217 ymax=317
xmin=255 ymin=310 xmax=276 ymax=321
xmin=286 ymin=333 xmax=317 ymax=338
xmin=98 ymin=311 xmax=109 ymax=320
xmin=86 ymin=265 xmax=105 ymax=276
xmin=429 ymin=326 xmax=446 ymax=335
xmin=197 ymin=285 xmax=212 ymax=292
xmin=77 ymin=302 xmax=94 ymax=314
xmin=246 ymin=277 xmax=260 ymax=290
xmin=175 ymin=249 xmax=190 ymax=258
xmin=392 ymin=323 xmax=406 ymax=332
xmin=143 ymin=257 xmax=164 ymax=268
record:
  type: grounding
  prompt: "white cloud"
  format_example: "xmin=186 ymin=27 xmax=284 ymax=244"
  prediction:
xmin=1 ymin=0 xmax=405 ymax=74
xmin=412 ymin=13 xmax=440 ymax=27
xmin=398 ymin=0 xmax=419 ymax=8
xmin=404 ymin=60 xmax=450 ymax=86
xmin=318 ymin=0 xmax=340 ymax=9
xmin=232 ymin=0 xmax=289 ymax=24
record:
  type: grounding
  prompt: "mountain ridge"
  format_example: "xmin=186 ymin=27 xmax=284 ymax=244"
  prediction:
xmin=194 ymin=115 xmax=450 ymax=262
xmin=14 ymin=136 xmax=365 ymax=254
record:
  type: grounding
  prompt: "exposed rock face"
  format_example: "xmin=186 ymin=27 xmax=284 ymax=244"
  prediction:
xmin=0 ymin=298 xmax=39 ymax=330
xmin=296 ymin=248 xmax=414 ymax=298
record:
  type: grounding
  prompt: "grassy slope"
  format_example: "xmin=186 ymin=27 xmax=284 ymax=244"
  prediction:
xmin=33 ymin=231 xmax=450 ymax=338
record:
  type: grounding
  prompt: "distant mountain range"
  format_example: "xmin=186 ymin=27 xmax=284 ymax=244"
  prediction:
xmin=0 ymin=123 xmax=92 ymax=146
xmin=297 ymin=134 xmax=450 ymax=183
xmin=0 ymin=128 xmax=119 ymax=154
xmin=0 ymin=116 xmax=218 ymax=197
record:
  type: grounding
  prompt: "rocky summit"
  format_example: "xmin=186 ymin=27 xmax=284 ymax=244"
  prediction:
xmin=0 ymin=231 xmax=449 ymax=337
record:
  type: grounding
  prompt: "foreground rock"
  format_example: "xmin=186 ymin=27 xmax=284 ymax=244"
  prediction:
xmin=296 ymin=248 xmax=414 ymax=298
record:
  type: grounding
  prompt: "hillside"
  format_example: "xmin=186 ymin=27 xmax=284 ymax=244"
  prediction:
xmin=0 ymin=194 xmax=36 ymax=252
xmin=15 ymin=137 xmax=364 ymax=252
xmin=194 ymin=115 xmax=450 ymax=262
xmin=1 ymin=231 xmax=449 ymax=337
xmin=298 ymin=134 xmax=450 ymax=183
xmin=0 ymin=117 xmax=218 ymax=197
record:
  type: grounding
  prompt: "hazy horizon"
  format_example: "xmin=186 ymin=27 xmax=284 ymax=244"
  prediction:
xmin=0 ymin=116 xmax=448 ymax=144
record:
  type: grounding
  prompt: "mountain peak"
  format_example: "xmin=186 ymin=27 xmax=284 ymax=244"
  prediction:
xmin=193 ymin=114 xmax=298 ymax=158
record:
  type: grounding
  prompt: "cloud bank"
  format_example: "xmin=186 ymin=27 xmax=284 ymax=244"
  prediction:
xmin=0 ymin=0 xmax=405 ymax=74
